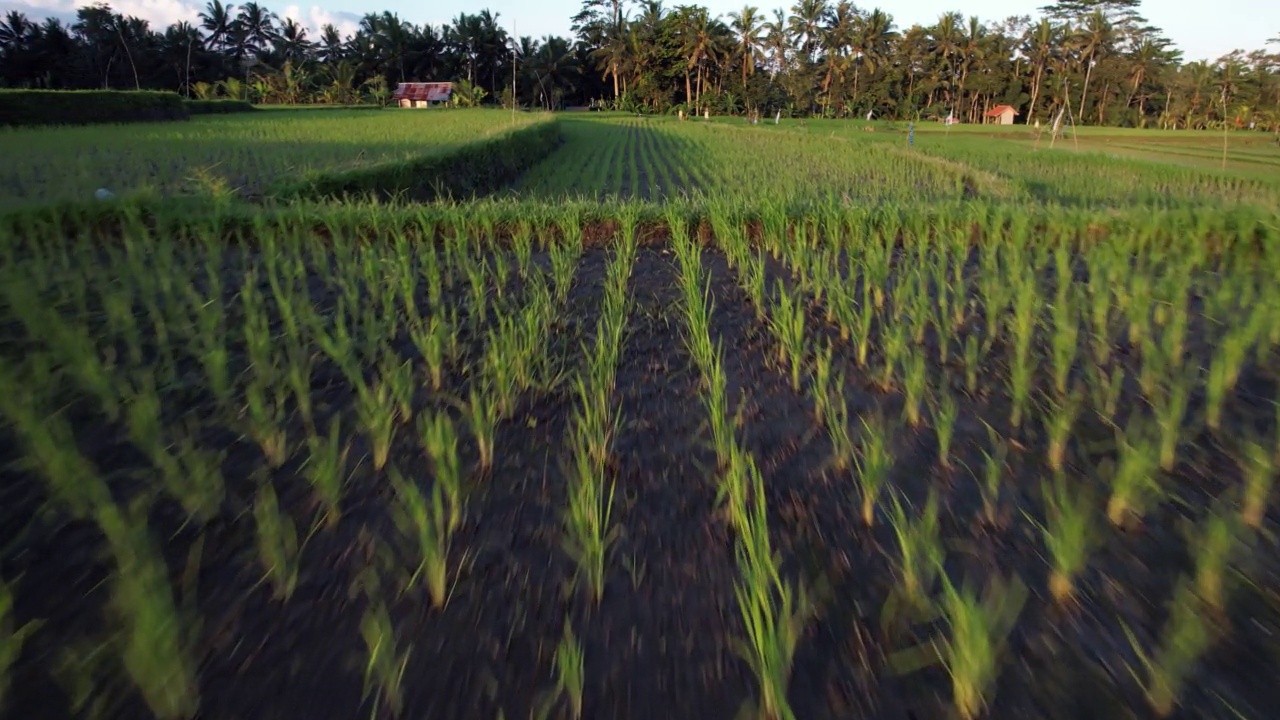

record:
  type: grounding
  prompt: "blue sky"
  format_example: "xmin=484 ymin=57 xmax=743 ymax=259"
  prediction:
xmin=2 ymin=0 xmax=1276 ymax=62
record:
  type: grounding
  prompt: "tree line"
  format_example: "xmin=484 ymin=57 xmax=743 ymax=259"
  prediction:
xmin=1 ymin=0 xmax=1277 ymax=128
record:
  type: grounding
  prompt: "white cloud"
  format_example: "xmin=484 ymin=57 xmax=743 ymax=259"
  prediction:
xmin=0 ymin=0 xmax=362 ymax=41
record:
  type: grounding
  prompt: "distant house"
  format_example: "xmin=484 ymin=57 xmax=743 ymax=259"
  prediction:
xmin=392 ymin=82 xmax=453 ymax=108
xmin=985 ymin=105 xmax=1019 ymax=125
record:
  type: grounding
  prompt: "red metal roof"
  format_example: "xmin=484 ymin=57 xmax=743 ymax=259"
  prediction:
xmin=393 ymin=82 xmax=453 ymax=102
xmin=985 ymin=105 xmax=1018 ymax=117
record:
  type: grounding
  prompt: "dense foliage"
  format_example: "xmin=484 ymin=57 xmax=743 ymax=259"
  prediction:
xmin=0 ymin=89 xmax=188 ymax=126
xmin=0 ymin=0 xmax=1277 ymax=127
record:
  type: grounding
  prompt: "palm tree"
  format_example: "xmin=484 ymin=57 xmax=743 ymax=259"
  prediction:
xmin=199 ymin=0 xmax=233 ymax=51
xmin=728 ymin=6 xmax=764 ymax=87
xmin=273 ymin=18 xmax=314 ymax=66
xmin=1023 ymin=18 xmax=1057 ymax=122
xmin=788 ymin=0 xmax=827 ymax=63
xmin=528 ymin=35 xmax=580 ymax=109
xmin=1073 ymin=8 xmax=1113 ymax=124
xmin=590 ymin=22 xmax=629 ymax=98
xmin=232 ymin=2 xmax=277 ymax=61
xmin=763 ymin=8 xmax=789 ymax=75
xmin=850 ymin=8 xmax=896 ymax=110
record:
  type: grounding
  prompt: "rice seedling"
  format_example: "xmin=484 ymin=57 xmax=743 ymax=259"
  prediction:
xmin=915 ymin=572 xmax=1029 ymax=720
xmin=252 ymin=479 xmax=301 ymax=601
xmin=303 ymin=417 xmax=351 ymax=530
xmin=1048 ymin=251 xmax=1079 ymax=397
xmin=389 ymin=465 xmax=453 ymax=609
xmin=562 ymin=430 xmax=619 ymax=605
xmin=821 ymin=382 xmax=856 ymax=474
xmin=466 ymin=389 xmax=498 ymax=474
xmin=1123 ymin=579 xmax=1214 ymax=719
xmin=1238 ymin=437 xmax=1275 ymax=529
xmin=409 ymin=310 xmax=458 ymax=393
xmin=902 ymin=351 xmax=928 ymax=428
xmin=354 ymin=370 xmax=401 ymax=473
xmin=1186 ymin=501 xmax=1242 ymax=613
xmin=1026 ymin=471 xmax=1096 ymax=603
xmin=810 ymin=341 xmax=836 ymax=423
xmin=1045 ymin=391 xmax=1081 ymax=473
xmin=356 ymin=587 xmax=411 ymax=719
xmin=854 ymin=414 xmax=894 ymax=526
xmin=884 ymin=490 xmax=944 ymax=613
xmin=768 ymin=285 xmax=807 ymax=392
xmin=1152 ymin=367 xmax=1195 ymax=472
xmin=978 ymin=425 xmax=1008 ymax=526
xmin=535 ymin=622 xmax=584 ymax=720
xmin=1007 ymin=267 xmax=1039 ymax=429
xmin=732 ymin=457 xmax=811 ymax=720
xmin=932 ymin=388 xmax=958 ymax=471
xmin=962 ymin=334 xmax=984 ymax=394
xmin=1106 ymin=417 xmax=1164 ymax=527
xmin=1 ymin=579 xmax=42 ymax=713
xmin=97 ymin=502 xmax=201 ymax=720
xmin=421 ymin=411 xmax=464 ymax=535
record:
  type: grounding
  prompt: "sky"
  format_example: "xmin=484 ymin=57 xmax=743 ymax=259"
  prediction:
xmin=1 ymin=0 xmax=1276 ymax=63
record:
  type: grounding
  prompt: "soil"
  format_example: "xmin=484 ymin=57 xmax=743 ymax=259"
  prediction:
xmin=3 ymin=239 xmax=1279 ymax=720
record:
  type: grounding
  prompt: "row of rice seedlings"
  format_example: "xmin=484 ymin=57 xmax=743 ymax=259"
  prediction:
xmin=0 ymin=358 xmax=200 ymax=719
xmin=1122 ymin=500 xmax=1253 ymax=718
xmin=561 ymin=222 xmax=635 ymax=605
xmin=671 ymin=222 xmax=811 ymax=720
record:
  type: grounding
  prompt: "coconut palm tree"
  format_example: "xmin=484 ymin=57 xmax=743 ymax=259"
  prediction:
xmin=1073 ymin=8 xmax=1113 ymax=124
xmin=199 ymin=0 xmax=233 ymax=51
xmin=728 ymin=5 xmax=764 ymax=87
xmin=788 ymin=0 xmax=827 ymax=63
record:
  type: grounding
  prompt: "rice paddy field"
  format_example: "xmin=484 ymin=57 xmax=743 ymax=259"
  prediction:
xmin=2 ymin=109 xmax=1280 ymax=720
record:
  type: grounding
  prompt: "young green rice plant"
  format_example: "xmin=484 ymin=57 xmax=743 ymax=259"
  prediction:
xmin=389 ymin=465 xmax=453 ymax=609
xmin=1238 ymin=437 xmax=1275 ymax=529
xmin=810 ymin=341 xmax=836 ymax=423
xmin=409 ymin=310 xmax=457 ymax=393
xmin=901 ymin=351 xmax=927 ymax=428
xmin=1026 ymin=471 xmax=1095 ymax=603
xmin=1045 ymin=390 xmax=1082 ymax=473
xmin=1048 ymin=260 xmax=1079 ymax=397
xmin=357 ymin=587 xmax=410 ymax=719
xmin=562 ymin=437 xmax=618 ymax=605
xmin=820 ymin=378 xmax=856 ymax=476
xmin=1 ymin=579 xmax=42 ymax=713
xmin=98 ymin=502 xmax=200 ymax=720
xmin=855 ymin=414 xmax=894 ymax=526
xmin=852 ymin=283 xmax=876 ymax=368
xmin=252 ymin=478 xmax=300 ymax=601
xmin=536 ymin=622 xmax=584 ymax=720
xmin=932 ymin=388 xmax=958 ymax=471
xmin=704 ymin=349 xmax=736 ymax=472
xmin=1006 ymin=271 xmax=1039 ymax=429
xmin=466 ymin=388 xmax=497 ymax=474
xmin=884 ymin=490 xmax=943 ymax=612
xmin=1106 ymin=417 xmax=1164 ymax=527
xmin=1187 ymin=501 xmax=1242 ymax=613
xmin=768 ymin=285 xmax=807 ymax=392
xmin=877 ymin=321 xmax=908 ymax=392
xmin=303 ymin=417 xmax=351 ymax=530
xmin=1088 ymin=364 xmax=1126 ymax=428
xmin=962 ymin=333 xmax=983 ymax=394
xmin=1152 ymin=366 xmax=1195 ymax=472
xmin=896 ymin=571 xmax=1028 ymax=720
xmin=354 ymin=370 xmax=400 ymax=473
xmin=244 ymin=365 xmax=289 ymax=469
xmin=282 ymin=344 xmax=315 ymax=436
xmin=421 ymin=412 xmax=463 ymax=535
xmin=1204 ymin=326 xmax=1254 ymax=431
xmin=1122 ymin=578 xmax=1214 ymax=719
xmin=732 ymin=459 xmax=810 ymax=720
xmin=153 ymin=435 xmax=226 ymax=527
xmin=978 ymin=424 xmax=1008 ymax=526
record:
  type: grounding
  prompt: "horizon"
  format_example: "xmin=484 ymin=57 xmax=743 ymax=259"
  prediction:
xmin=1 ymin=0 xmax=1276 ymax=64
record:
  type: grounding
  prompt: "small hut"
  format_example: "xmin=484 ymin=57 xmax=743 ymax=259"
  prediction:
xmin=392 ymin=82 xmax=454 ymax=108
xmin=985 ymin=105 xmax=1019 ymax=125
